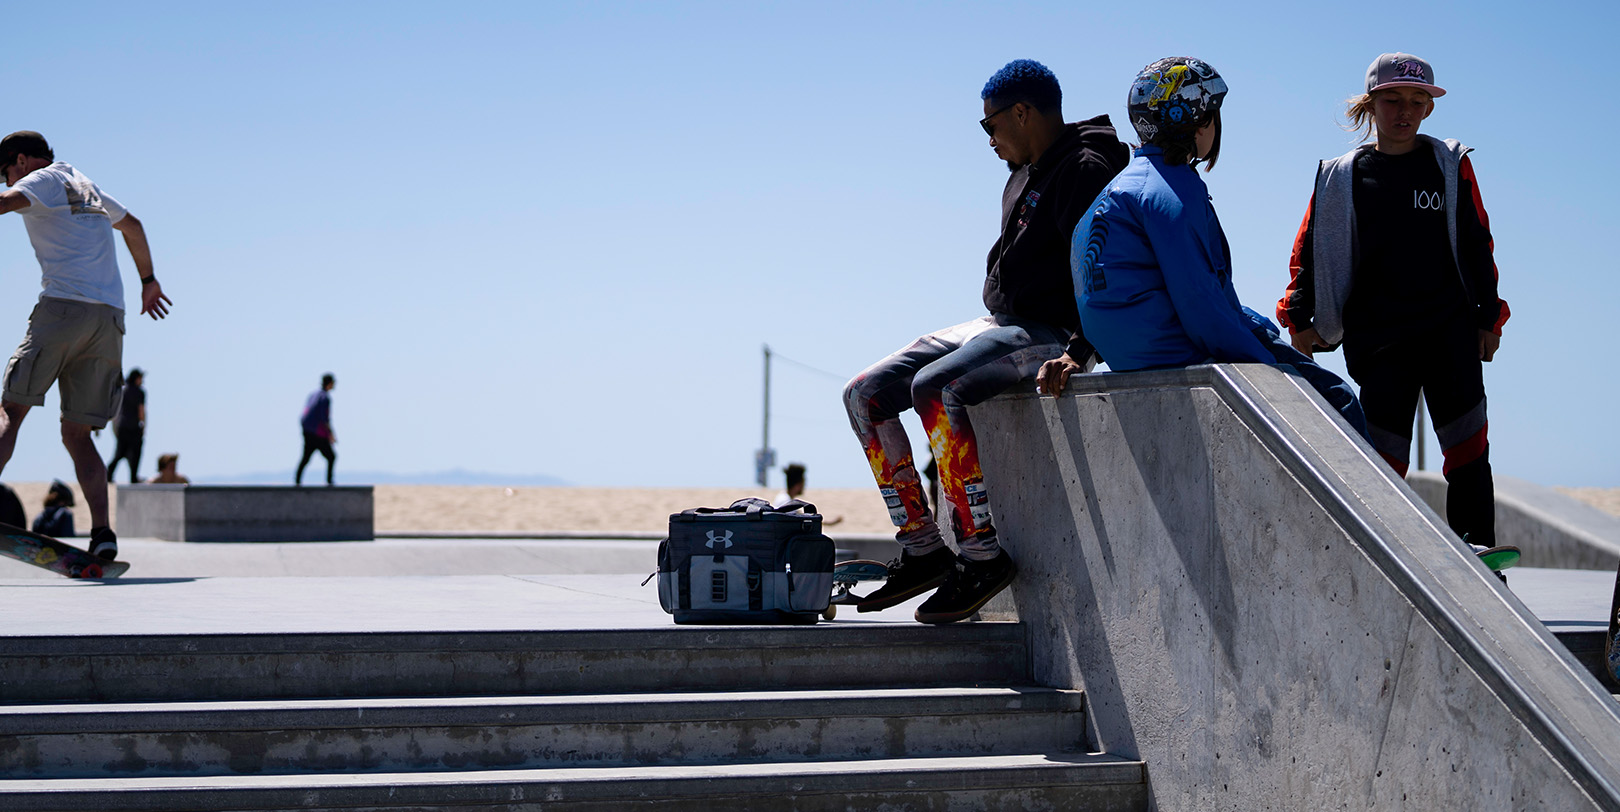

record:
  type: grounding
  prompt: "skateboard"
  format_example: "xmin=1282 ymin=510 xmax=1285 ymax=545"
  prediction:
xmin=0 ymin=522 xmax=128 ymax=579
xmin=1474 ymin=545 xmax=1520 ymax=572
xmin=824 ymin=559 xmax=889 ymax=620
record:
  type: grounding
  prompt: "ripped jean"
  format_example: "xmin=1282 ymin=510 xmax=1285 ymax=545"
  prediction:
xmin=843 ymin=314 xmax=1067 ymax=561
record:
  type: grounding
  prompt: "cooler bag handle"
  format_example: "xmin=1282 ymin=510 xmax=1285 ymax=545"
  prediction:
xmin=764 ymin=498 xmax=817 ymax=516
xmin=678 ymin=498 xmax=817 ymax=518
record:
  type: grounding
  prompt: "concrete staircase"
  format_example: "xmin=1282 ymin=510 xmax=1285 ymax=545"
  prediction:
xmin=0 ymin=624 xmax=1148 ymax=810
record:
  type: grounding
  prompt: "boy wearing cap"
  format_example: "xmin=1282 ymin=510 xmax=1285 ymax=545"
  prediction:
xmin=0 ymin=131 xmax=171 ymax=560
xmin=1277 ymin=54 xmax=1511 ymax=563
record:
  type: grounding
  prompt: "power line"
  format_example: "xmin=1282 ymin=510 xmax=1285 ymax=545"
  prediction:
xmin=771 ymin=352 xmax=848 ymax=382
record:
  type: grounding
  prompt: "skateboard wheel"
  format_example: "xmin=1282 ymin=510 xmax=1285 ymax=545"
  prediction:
xmin=822 ymin=605 xmax=836 ymax=620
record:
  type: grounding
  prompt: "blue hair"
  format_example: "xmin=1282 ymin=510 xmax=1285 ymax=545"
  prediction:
xmin=981 ymin=59 xmax=1062 ymax=114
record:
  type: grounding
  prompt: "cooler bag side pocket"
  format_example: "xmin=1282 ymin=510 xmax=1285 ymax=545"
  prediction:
xmin=690 ymin=554 xmax=751 ymax=611
xmin=785 ymin=534 xmax=835 ymax=613
xmin=656 ymin=538 xmax=676 ymax=614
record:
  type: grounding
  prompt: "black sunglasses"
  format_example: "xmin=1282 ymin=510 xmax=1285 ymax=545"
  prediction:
xmin=980 ymin=102 xmax=1020 ymax=136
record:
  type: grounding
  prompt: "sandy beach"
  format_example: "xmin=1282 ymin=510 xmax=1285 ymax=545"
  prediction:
xmin=2 ymin=481 xmax=1615 ymax=536
xmin=3 ymin=482 xmax=899 ymax=535
xmin=369 ymin=486 xmax=899 ymax=534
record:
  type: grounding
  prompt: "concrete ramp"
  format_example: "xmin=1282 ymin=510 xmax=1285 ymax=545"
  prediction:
xmin=974 ymin=364 xmax=1620 ymax=811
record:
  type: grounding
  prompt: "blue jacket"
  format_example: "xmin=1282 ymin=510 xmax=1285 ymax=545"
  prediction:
xmin=1072 ymin=148 xmax=1270 ymax=371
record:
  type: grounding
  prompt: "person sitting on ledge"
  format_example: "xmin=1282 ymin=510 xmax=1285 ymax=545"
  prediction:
xmin=1036 ymin=56 xmax=1366 ymax=440
xmin=149 ymin=452 xmax=189 ymax=484
xmin=32 ymin=479 xmax=75 ymax=537
xmin=843 ymin=59 xmax=1131 ymax=624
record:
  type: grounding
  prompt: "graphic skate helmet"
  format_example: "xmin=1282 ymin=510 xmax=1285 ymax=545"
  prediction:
xmin=1127 ymin=57 xmax=1228 ymax=144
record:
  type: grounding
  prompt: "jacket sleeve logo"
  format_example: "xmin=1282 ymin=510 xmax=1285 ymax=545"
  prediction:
xmin=1078 ymin=213 xmax=1110 ymax=293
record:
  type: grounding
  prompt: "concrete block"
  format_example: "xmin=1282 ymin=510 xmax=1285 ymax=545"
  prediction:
xmin=116 ymin=485 xmax=373 ymax=542
xmin=972 ymin=364 xmax=1620 ymax=811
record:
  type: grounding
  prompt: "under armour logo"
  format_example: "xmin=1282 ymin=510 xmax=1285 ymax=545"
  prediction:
xmin=705 ymin=530 xmax=734 ymax=549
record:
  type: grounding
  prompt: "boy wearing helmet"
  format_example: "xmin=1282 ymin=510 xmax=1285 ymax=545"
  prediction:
xmin=1277 ymin=54 xmax=1511 ymax=564
xmin=843 ymin=59 xmax=1131 ymax=624
xmin=1040 ymin=57 xmax=1365 ymax=439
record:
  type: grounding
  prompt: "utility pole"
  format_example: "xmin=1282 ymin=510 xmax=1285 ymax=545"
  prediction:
xmin=755 ymin=344 xmax=775 ymax=487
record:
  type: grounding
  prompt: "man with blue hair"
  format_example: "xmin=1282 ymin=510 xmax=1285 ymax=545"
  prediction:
xmin=843 ymin=59 xmax=1130 ymax=624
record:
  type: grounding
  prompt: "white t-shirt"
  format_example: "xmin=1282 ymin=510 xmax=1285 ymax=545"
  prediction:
xmin=13 ymin=162 xmax=128 ymax=310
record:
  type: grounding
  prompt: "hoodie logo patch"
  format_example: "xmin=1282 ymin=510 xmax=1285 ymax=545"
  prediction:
xmin=1018 ymin=190 xmax=1040 ymax=229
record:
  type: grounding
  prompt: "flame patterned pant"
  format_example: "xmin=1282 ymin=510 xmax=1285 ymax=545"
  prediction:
xmin=843 ymin=315 xmax=1067 ymax=561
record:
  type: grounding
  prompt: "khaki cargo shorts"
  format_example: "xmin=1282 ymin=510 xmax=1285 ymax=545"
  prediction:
xmin=2 ymin=297 xmax=125 ymax=428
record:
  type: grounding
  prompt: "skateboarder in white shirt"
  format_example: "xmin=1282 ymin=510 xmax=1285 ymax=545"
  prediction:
xmin=0 ymin=131 xmax=171 ymax=560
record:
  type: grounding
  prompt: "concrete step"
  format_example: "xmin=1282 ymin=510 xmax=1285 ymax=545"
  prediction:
xmin=1550 ymin=629 xmax=1618 ymax=691
xmin=0 ymin=624 xmax=1029 ymax=704
xmin=0 ymin=687 xmax=1085 ymax=778
xmin=0 ymin=752 xmax=1148 ymax=811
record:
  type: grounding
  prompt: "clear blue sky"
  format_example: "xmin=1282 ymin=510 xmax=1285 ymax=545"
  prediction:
xmin=1 ymin=0 xmax=1614 ymax=491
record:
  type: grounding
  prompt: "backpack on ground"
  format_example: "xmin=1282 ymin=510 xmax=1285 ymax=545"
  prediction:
xmin=657 ymin=497 xmax=835 ymax=625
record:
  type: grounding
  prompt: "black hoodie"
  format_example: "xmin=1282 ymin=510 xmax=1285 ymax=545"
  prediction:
xmin=982 ymin=114 xmax=1131 ymax=359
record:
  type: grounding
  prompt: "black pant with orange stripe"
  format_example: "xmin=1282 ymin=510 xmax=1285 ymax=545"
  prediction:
xmin=1346 ymin=314 xmax=1495 ymax=547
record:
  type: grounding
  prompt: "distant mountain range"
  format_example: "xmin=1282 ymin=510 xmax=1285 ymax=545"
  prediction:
xmin=202 ymin=468 xmax=571 ymax=487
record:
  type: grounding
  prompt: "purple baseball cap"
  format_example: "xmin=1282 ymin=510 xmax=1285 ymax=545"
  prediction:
xmin=1365 ymin=53 xmax=1446 ymax=98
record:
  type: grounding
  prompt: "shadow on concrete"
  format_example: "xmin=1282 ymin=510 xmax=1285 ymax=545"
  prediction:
xmin=1115 ymin=387 xmax=1242 ymax=684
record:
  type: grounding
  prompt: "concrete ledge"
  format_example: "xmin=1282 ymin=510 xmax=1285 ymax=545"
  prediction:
xmin=973 ymin=364 xmax=1620 ymax=811
xmin=1408 ymin=471 xmax=1620 ymax=571
xmin=116 ymin=485 xmax=373 ymax=542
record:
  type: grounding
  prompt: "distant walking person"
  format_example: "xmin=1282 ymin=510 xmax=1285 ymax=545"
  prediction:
xmin=106 ymin=368 xmax=145 ymax=483
xmin=296 ymin=373 xmax=337 ymax=486
xmin=0 ymin=131 xmax=171 ymax=561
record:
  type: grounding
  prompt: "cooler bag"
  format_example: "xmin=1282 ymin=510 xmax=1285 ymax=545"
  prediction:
xmin=657 ymin=497 xmax=835 ymax=625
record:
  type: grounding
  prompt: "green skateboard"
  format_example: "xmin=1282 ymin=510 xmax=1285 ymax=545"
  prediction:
xmin=0 ymin=522 xmax=129 ymax=579
xmin=1474 ymin=544 xmax=1520 ymax=572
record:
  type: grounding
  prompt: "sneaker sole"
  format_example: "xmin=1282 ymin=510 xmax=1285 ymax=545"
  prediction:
xmin=914 ymin=565 xmax=1017 ymax=625
xmin=855 ymin=571 xmax=950 ymax=613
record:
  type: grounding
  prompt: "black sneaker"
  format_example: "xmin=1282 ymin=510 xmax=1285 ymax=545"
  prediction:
xmin=89 ymin=527 xmax=118 ymax=561
xmin=855 ymin=547 xmax=955 ymax=612
xmin=915 ymin=550 xmax=1016 ymax=625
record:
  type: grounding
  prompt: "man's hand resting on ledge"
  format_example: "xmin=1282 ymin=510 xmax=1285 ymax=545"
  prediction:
xmin=1036 ymin=352 xmax=1093 ymax=397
